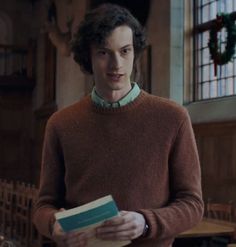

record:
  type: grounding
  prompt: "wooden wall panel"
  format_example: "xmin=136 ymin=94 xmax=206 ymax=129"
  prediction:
xmin=193 ymin=122 xmax=236 ymax=203
xmin=0 ymin=90 xmax=33 ymax=182
xmin=33 ymin=104 xmax=56 ymax=186
xmin=32 ymin=34 xmax=57 ymax=185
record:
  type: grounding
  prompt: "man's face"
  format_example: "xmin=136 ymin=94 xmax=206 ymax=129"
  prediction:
xmin=91 ymin=25 xmax=134 ymax=99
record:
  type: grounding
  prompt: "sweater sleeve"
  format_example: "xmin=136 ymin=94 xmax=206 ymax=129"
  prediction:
xmin=33 ymin=117 xmax=66 ymax=238
xmin=138 ymin=111 xmax=204 ymax=240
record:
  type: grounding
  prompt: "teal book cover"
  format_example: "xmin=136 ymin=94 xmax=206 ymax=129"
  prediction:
xmin=54 ymin=195 xmax=130 ymax=247
xmin=55 ymin=195 xmax=118 ymax=232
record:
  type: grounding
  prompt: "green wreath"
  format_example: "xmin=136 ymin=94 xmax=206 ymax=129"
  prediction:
xmin=208 ymin=13 xmax=236 ymax=65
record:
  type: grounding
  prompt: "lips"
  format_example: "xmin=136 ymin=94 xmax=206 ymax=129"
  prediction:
xmin=107 ymin=73 xmax=124 ymax=82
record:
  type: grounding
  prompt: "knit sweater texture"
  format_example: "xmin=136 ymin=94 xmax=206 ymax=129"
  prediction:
xmin=33 ymin=90 xmax=203 ymax=246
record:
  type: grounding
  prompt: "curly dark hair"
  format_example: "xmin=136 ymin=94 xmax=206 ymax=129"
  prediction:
xmin=71 ymin=3 xmax=147 ymax=74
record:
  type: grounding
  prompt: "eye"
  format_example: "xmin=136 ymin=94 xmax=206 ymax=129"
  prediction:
xmin=121 ymin=48 xmax=131 ymax=55
xmin=97 ymin=50 xmax=107 ymax=56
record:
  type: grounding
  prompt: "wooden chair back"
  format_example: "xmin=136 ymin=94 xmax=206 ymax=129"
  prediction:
xmin=0 ymin=180 xmax=55 ymax=247
xmin=206 ymin=199 xmax=234 ymax=222
xmin=1 ymin=180 xmax=14 ymax=238
xmin=29 ymin=186 xmax=41 ymax=247
xmin=13 ymin=182 xmax=32 ymax=247
xmin=28 ymin=186 xmax=55 ymax=247
xmin=0 ymin=179 xmax=4 ymax=232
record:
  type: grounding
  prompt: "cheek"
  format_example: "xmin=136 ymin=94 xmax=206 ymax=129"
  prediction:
xmin=126 ymin=57 xmax=134 ymax=71
xmin=96 ymin=59 xmax=108 ymax=69
xmin=92 ymin=60 xmax=106 ymax=75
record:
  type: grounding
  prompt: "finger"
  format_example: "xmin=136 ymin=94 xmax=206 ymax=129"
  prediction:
xmin=65 ymin=237 xmax=87 ymax=247
xmin=97 ymin=220 xmax=134 ymax=234
xmin=65 ymin=232 xmax=88 ymax=246
xmin=102 ymin=213 xmax=133 ymax=226
xmin=96 ymin=212 xmax=144 ymax=241
xmin=53 ymin=230 xmax=67 ymax=243
xmin=97 ymin=225 xmax=138 ymax=241
xmin=52 ymin=222 xmax=67 ymax=239
xmin=102 ymin=218 xmax=123 ymax=226
xmin=120 ymin=210 xmax=129 ymax=216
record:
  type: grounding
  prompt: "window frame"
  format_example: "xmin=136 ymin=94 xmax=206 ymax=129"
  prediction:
xmin=192 ymin=0 xmax=236 ymax=101
xmin=184 ymin=0 xmax=236 ymax=123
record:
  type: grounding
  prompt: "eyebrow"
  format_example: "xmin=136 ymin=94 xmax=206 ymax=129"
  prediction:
xmin=96 ymin=44 xmax=133 ymax=51
xmin=120 ymin=44 xmax=133 ymax=49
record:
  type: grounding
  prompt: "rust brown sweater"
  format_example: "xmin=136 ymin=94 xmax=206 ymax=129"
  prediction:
xmin=33 ymin=90 xmax=203 ymax=246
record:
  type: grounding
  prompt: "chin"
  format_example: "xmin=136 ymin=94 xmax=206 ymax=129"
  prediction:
xmin=111 ymin=82 xmax=127 ymax=90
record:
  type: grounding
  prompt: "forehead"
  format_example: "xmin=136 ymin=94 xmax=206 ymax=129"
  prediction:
xmin=95 ymin=25 xmax=133 ymax=49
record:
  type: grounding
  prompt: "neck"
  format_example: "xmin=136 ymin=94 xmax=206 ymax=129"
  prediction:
xmin=96 ymin=84 xmax=132 ymax=103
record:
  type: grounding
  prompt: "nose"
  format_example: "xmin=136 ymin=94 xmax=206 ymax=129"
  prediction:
xmin=109 ymin=53 xmax=122 ymax=70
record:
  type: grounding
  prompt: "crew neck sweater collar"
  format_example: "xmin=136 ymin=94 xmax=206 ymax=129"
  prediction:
xmin=89 ymin=90 xmax=148 ymax=114
xmin=91 ymin=83 xmax=140 ymax=108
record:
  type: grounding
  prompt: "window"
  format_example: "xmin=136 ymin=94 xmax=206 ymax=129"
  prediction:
xmin=194 ymin=0 xmax=236 ymax=101
xmin=0 ymin=12 xmax=12 ymax=75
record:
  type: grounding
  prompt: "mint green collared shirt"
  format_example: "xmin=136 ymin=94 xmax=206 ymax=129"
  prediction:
xmin=91 ymin=83 xmax=141 ymax=108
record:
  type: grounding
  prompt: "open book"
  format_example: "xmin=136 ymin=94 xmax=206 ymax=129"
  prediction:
xmin=55 ymin=195 xmax=131 ymax=247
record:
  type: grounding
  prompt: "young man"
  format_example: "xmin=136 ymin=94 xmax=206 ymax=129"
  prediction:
xmin=33 ymin=4 xmax=203 ymax=247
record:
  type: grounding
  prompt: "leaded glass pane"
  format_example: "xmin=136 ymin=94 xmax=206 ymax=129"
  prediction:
xmin=203 ymin=48 xmax=209 ymax=64
xmin=210 ymin=80 xmax=217 ymax=98
xmin=202 ymin=32 xmax=209 ymax=47
xmin=210 ymin=2 xmax=217 ymax=19
xmin=194 ymin=0 xmax=236 ymax=100
xmin=202 ymin=82 xmax=210 ymax=99
xmin=203 ymin=65 xmax=210 ymax=81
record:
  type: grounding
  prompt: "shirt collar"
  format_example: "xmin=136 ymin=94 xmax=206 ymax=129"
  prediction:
xmin=91 ymin=83 xmax=141 ymax=108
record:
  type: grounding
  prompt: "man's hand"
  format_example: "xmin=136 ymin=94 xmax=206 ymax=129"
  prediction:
xmin=52 ymin=220 xmax=92 ymax=247
xmin=96 ymin=211 xmax=146 ymax=241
